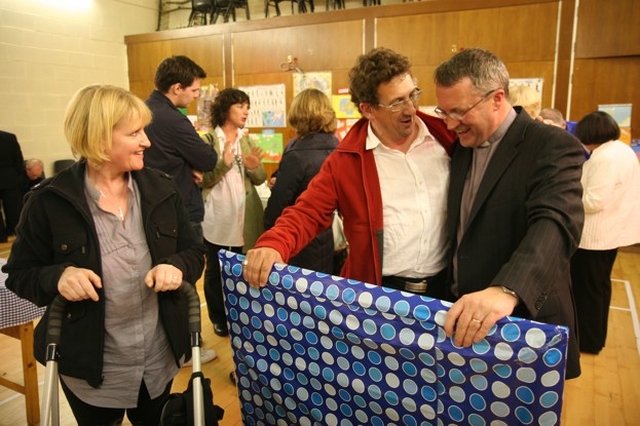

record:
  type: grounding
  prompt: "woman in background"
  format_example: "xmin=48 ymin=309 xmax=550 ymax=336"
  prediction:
xmin=508 ymin=84 xmax=541 ymax=119
xmin=3 ymin=85 xmax=205 ymax=425
xmin=571 ymin=111 xmax=640 ymax=354
xmin=264 ymin=88 xmax=339 ymax=274
xmin=201 ymin=88 xmax=265 ymax=337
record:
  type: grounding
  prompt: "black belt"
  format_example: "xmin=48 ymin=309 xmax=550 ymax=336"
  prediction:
xmin=382 ymin=270 xmax=445 ymax=294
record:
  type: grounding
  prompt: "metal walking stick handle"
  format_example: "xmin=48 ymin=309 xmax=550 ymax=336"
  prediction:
xmin=179 ymin=282 xmax=205 ymax=426
xmin=41 ymin=295 xmax=66 ymax=426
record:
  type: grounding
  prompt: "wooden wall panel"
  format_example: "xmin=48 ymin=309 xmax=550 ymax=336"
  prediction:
xmin=375 ymin=12 xmax=460 ymax=68
xmin=127 ymin=42 xmax=172 ymax=83
xmin=232 ymin=21 xmax=365 ymax=75
xmin=376 ymin=3 xmax=558 ymax=111
xmin=169 ymin=36 xmax=225 ymax=79
xmin=571 ymin=57 xmax=640 ymax=134
xmin=457 ymin=3 xmax=558 ymax=63
xmin=576 ymin=0 xmax=640 ymax=58
xmin=126 ymin=0 xmax=639 ymax=141
xmin=127 ymin=35 xmax=226 ymax=114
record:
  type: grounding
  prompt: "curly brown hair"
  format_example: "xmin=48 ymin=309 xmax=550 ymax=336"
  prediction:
xmin=348 ymin=47 xmax=412 ymax=114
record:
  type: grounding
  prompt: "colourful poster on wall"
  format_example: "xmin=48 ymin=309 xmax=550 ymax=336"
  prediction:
xmin=332 ymin=94 xmax=361 ymax=119
xmin=219 ymin=250 xmax=569 ymax=426
xmin=598 ymin=103 xmax=632 ymax=145
xmin=249 ymin=133 xmax=284 ymax=163
xmin=293 ymin=72 xmax=332 ymax=97
xmin=238 ymin=84 xmax=287 ymax=128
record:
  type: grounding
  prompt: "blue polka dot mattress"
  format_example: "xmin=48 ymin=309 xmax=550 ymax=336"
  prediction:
xmin=219 ymin=250 xmax=567 ymax=426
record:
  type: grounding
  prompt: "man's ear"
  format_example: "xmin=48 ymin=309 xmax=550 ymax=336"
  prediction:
xmin=360 ymin=103 xmax=375 ymax=120
xmin=168 ymin=83 xmax=182 ymax=95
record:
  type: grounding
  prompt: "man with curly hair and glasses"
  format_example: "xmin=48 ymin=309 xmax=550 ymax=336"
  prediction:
xmin=243 ymin=47 xmax=455 ymax=296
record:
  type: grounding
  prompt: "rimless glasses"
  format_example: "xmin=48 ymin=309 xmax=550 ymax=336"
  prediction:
xmin=377 ymin=88 xmax=423 ymax=113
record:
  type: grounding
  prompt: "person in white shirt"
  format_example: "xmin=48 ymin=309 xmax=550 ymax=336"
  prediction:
xmin=571 ymin=110 xmax=640 ymax=354
xmin=200 ymin=88 xmax=266 ymax=337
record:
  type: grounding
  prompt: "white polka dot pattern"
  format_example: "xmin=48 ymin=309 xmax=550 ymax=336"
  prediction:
xmin=220 ymin=251 xmax=568 ymax=426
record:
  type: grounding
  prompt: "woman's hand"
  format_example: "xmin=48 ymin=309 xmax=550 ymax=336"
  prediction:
xmin=57 ymin=266 xmax=102 ymax=302
xmin=243 ymin=146 xmax=264 ymax=171
xmin=192 ymin=169 xmax=204 ymax=185
xmin=266 ymin=176 xmax=276 ymax=189
xmin=223 ymin=140 xmax=236 ymax=167
xmin=145 ymin=264 xmax=183 ymax=292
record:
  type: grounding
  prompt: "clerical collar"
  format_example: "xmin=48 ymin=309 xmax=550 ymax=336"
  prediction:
xmin=478 ymin=108 xmax=517 ymax=149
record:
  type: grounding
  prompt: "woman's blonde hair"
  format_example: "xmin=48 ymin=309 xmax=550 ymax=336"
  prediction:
xmin=288 ymin=88 xmax=337 ymax=137
xmin=508 ymin=85 xmax=541 ymax=118
xmin=64 ymin=85 xmax=152 ymax=164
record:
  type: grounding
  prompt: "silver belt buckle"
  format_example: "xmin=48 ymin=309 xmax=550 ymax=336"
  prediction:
xmin=404 ymin=280 xmax=427 ymax=293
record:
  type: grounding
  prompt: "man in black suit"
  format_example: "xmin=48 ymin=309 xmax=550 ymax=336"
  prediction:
xmin=0 ymin=130 xmax=25 ymax=242
xmin=433 ymin=48 xmax=584 ymax=379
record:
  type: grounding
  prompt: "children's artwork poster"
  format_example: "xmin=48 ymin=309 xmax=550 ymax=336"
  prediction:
xmin=249 ymin=133 xmax=284 ymax=163
xmin=332 ymin=94 xmax=361 ymax=119
xmin=293 ymin=72 xmax=332 ymax=97
xmin=509 ymin=78 xmax=544 ymax=95
xmin=238 ymin=84 xmax=287 ymax=128
xmin=598 ymin=103 xmax=632 ymax=144
xmin=335 ymin=118 xmax=360 ymax=141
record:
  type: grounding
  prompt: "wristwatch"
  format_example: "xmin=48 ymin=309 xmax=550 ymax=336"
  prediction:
xmin=500 ymin=286 xmax=519 ymax=303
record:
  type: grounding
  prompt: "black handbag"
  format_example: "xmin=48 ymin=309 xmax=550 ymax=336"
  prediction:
xmin=160 ymin=371 xmax=224 ymax=426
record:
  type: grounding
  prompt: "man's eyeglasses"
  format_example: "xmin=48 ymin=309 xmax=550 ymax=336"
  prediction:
xmin=377 ymin=88 xmax=423 ymax=112
xmin=433 ymin=89 xmax=498 ymax=121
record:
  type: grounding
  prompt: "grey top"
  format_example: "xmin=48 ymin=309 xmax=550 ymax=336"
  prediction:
xmin=61 ymin=173 xmax=178 ymax=407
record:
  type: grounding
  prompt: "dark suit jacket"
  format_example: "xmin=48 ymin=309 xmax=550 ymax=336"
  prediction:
xmin=0 ymin=130 xmax=24 ymax=190
xmin=445 ymin=108 xmax=585 ymax=379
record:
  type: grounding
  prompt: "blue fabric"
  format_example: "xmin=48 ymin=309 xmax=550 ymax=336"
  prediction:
xmin=219 ymin=250 xmax=568 ymax=425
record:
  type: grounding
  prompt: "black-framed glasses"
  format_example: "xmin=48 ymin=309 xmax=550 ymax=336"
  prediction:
xmin=433 ymin=89 xmax=498 ymax=121
xmin=377 ymin=88 xmax=423 ymax=112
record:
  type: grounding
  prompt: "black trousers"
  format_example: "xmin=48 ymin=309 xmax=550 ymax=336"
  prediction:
xmin=0 ymin=187 xmax=22 ymax=239
xmin=204 ymin=241 xmax=242 ymax=326
xmin=60 ymin=379 xmax=172 ymax=426
xmin=570 ymin=247 xmax=618 ymax=354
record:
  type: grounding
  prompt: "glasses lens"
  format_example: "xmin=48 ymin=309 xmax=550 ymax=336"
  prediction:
xmin=390 ymin=100 xmax=408 ymax=112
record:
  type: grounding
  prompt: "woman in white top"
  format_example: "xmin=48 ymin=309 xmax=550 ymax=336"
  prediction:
xmin=200 ymin=88 xmax=266 ymax=337
xmin=570 ymin=111 xmax=640 ymax=354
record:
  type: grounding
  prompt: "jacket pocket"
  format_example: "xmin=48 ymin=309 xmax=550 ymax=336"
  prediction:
xmin=53 ymin=232 xmax=88 ymax=257
xmin=154 ymin=221 xmax=178 ymax=240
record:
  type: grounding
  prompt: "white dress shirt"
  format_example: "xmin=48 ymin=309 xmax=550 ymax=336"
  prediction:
xmin=366 ymin=119 xmax=450 ymax=277
xmin=203 ymin=126 xmax=246 ymax=247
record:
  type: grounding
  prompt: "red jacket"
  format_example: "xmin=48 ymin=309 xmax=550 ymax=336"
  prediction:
xmin=255 ymin=111 xmax=454 ymax=285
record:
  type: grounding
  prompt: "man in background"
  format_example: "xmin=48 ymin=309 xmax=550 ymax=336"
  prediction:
xmin=144 ymin=55 xmax=217 ymax=242
xmin=144 ymin=55 xmax=218 ymax=365
xmin=24 ymin=158 xmax=45 ymax=193
xmin=538 ymin=107 xmax=567 ymax=129
xmin=0 ymin=130 xmax=25 ymax=243
xmin=433 ymin=48 xmax=584 ymax=379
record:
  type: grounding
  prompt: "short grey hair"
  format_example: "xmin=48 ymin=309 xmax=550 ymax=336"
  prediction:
xmin=434 ymin=48 xmax=510 ymax=97
xmin=25 ymin=158 xmax=44 ymax=169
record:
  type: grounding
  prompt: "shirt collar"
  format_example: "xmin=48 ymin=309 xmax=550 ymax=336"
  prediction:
xmin=480 ymin=108 xmax=517 ymax=148
xmin=365 ymin=118 xmax=434 ymax=152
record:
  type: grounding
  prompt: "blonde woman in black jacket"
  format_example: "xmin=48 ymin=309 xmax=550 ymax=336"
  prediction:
xmin=2 ymin=85 xmax=205 ymax=426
